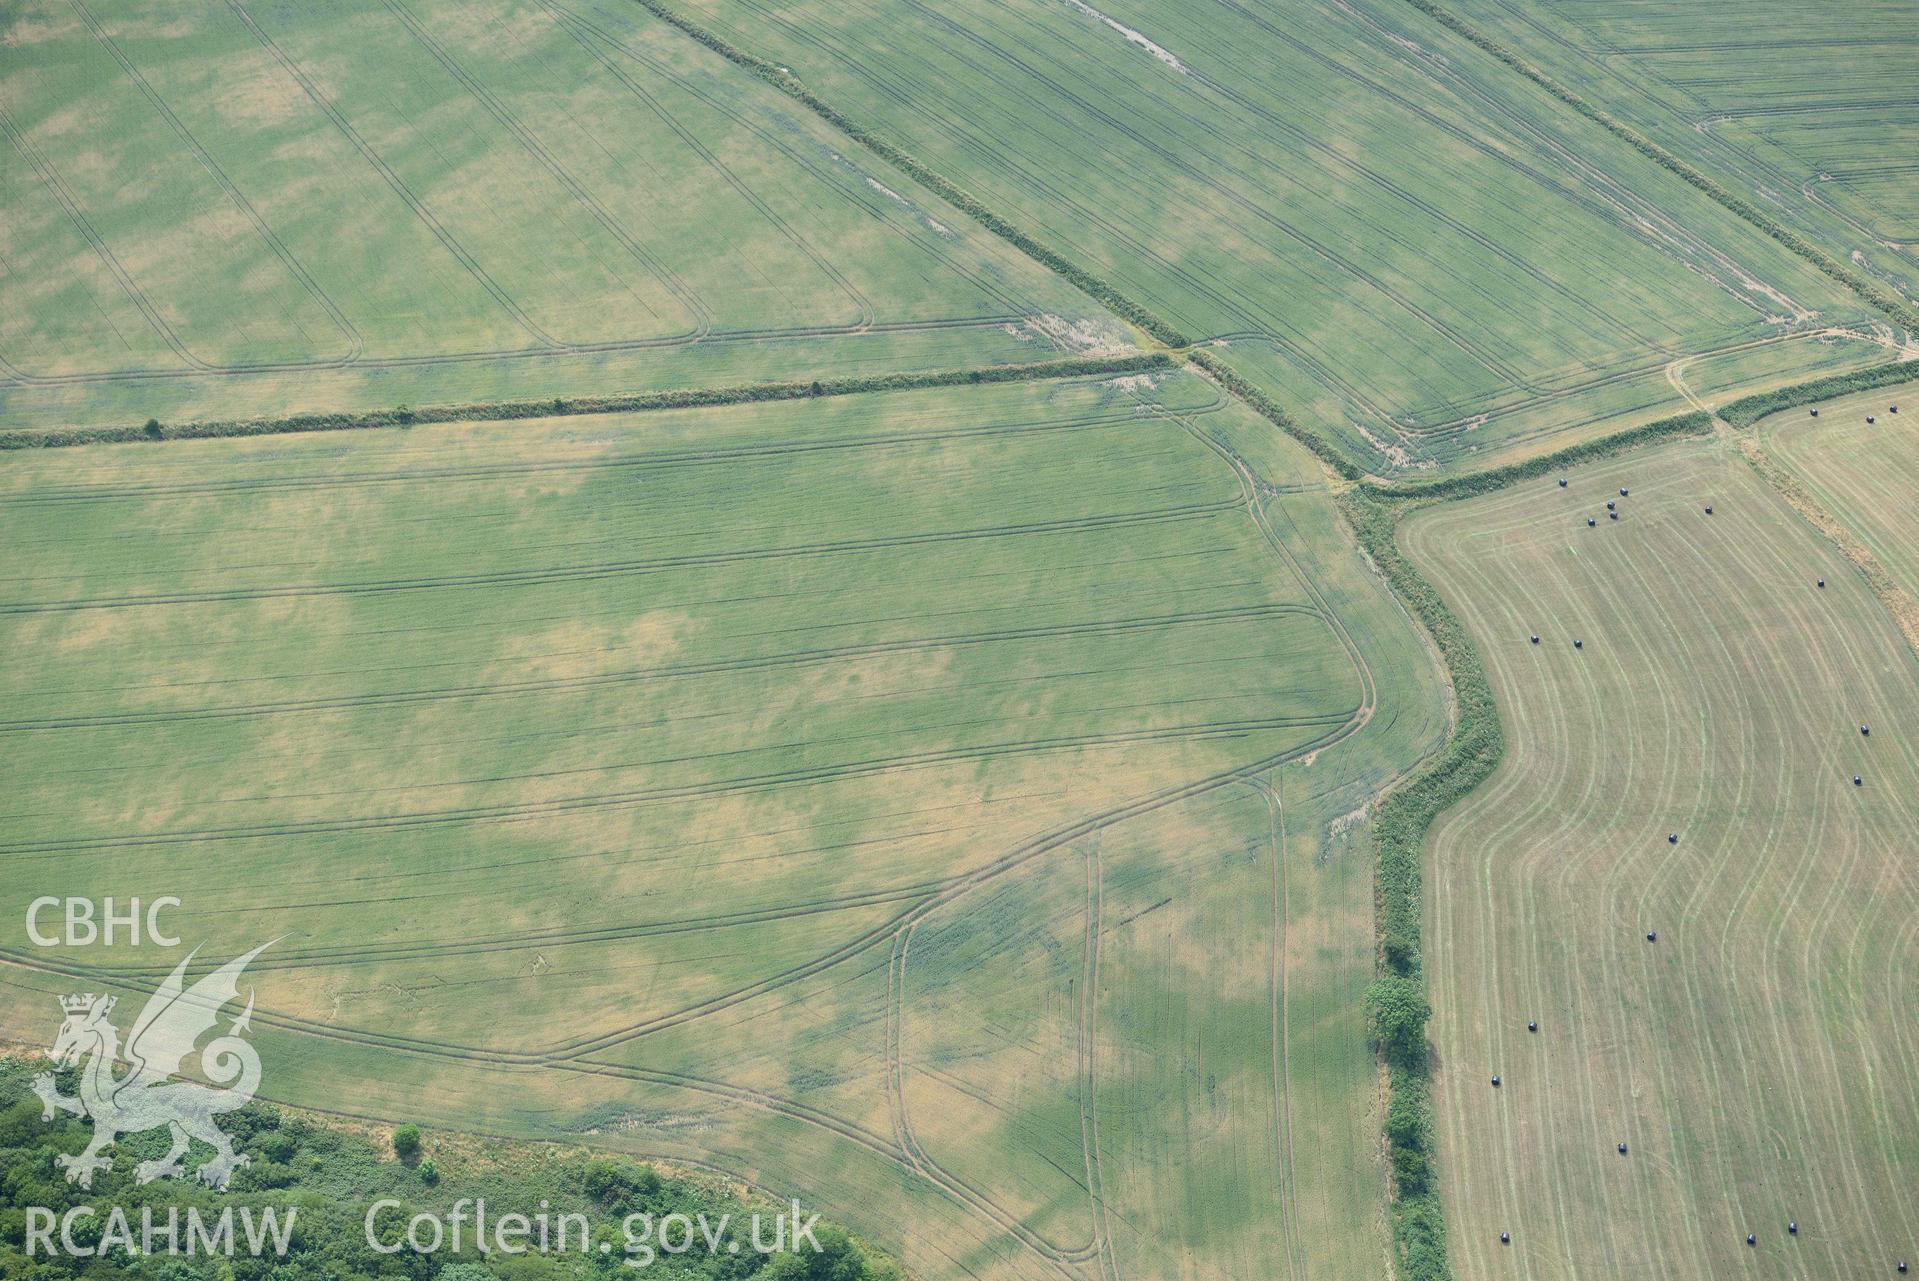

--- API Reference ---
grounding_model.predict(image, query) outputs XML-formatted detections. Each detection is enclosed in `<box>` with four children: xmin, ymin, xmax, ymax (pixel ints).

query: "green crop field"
<box><xmin>668</xmin><ymin>0</ymin><xmax>1897</xmax><ymax>472</ymax></box>
<box><xmin>1761</xmin><ymin>378</ymin><xmax>1919</xmax><ymax>600</ymax></box>
<box><xmin>1406</xmin><ymin>437</ymin><xmax>1919</xmax><ymax>1279</ymax></box>
<box><xmin>0</xmin><ymin>0</ymin><xmax>1115</xmax><ymax>433</ymax></box>
<box><xmin>6</xmin><ymin>4</ymin><xmax>1917</xmax><ymax>1280</ymax></box>
<box><xmin>1446</xmin><ymin>0</ymin><xmax>1919</xmax><ymax>307</ymax></box>
<box><xmin>0</xmin><ymin>371</ymin><xmax>1444</xmax><ymax>1279</ymax></box>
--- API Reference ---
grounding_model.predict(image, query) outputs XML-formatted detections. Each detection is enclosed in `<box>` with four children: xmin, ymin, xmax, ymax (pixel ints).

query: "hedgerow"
<box><xmin>1363</xmin><ymin>410</ymin><xmax>1714</xmax><ymax>503</ymax></box>
<box><xmin>1402</xmin><ymin>0</ymin><xmax>1919</xmax><ymax>335</ymax></box>
<box><xmin>1331</xmin><ymin>350</ymin><xmax>1919</xmax><ymax>1278</ymax></box>
<box><xmin>0</xmin><ymin>353</ymin><xmax>1172</xmax><ymax>450</ymax></box>
<box><xmin>1719</xmin><ymin>357</ymin><xmax>1919</xmax><ymax>427</ymax></box>
<box><xmin>1339</xmin><ymin>486</ymin><xmax>1503</xmax><ymax>1281</ymax></box>
<box><xmin>1185</xmin><ymin>349</ymin><xmax>1365</xmax><ymax>478</ymax></box>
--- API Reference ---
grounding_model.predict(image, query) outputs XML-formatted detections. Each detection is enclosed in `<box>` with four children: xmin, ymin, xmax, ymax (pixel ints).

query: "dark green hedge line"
<box><xmin>1719</xmin><ymin>357</ymin><xmax>1919</xmax><ymax>427</ymax></box>
<box><xmin>0</xmin><ymin>353</ymin><xmax>1173</xmax><ymax>450</ymax></box>
<box><xmin>1345</xmin><ymin>408</ymin><xmax>1707</xmax><ymax>1279</ymax></box>
<box><xmin>1363</xmin><ymin>409</ymin><xmax>1713</xmax><ymax>503</ymax></box>
<box><xmin>1340</xmin><ymin>485</ymin><xmax>1508</xmax><ymax>1281</ymax></box>
<box><xmin>632</xmin><ymin>0</ymin><xmax>1190</xmax><ymax>348</ymax></box>
<box><xmin>1333</xmin><ymin>350</ymin><xmax>1918</xmax><ymax>1279</ymax></box>
<box><xmin>1186</xmin><ymin>349</ymin><xmax>1365</xmax><ymax>478</ymax></box>
<box><xmin>1403</xmin><ymin>0</ymin><xmax>1919</xmax><ymax>336</ymax></box>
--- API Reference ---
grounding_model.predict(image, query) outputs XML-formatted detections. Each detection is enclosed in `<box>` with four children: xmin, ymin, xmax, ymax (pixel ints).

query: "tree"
<box><xmin>391</xmin><ymin>1123</ymin><xmax>421</xmax><ymax>1160</ymax></box>
<box><xmin>144</xmin><ymin>418</ymin><xmax>163</xmax><ymax>438</ymax></box>
<box><xmin>582</xmin><ymin>1158</ymin><xmax>660</xmax><ymax>1212</ymax></box>
<box><xmin>762</xmin><ymin>1226</ymin><xmax>872</xmax><ymax>1281</ymax></box>
<box><xmin>419</xmin><ymin>1157</ymin><xmax>440</xmax><ymax>1185</ymax></box>
<box><xmin>1391</xmin><ymin>1144</ymin><xmax>1431</xmax><ymax>1195</ymax></box>
<box><xmin>1365</xmin><ymin>976</ymin><xmax>1431</xmax><ymax>1066</ymax></box>
<box><xmin>1385</xmin><ymin>1087</ymin><xmax>1426</xmax><ymax>1150</ymax></box>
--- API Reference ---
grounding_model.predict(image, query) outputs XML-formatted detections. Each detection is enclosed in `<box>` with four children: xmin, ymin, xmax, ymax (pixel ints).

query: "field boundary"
<box><xmin>1718</xmin><ymin>357</ymin><xmax>1919</xmax><ymax>427</ymax></box>
<box><xmin>1324</xmin><ymin>355</ymin><xmax>1919</xmax><ymax>1280</ymax></box>
<box><xmin>0</xmin><ymin>353</ymin><xmax>1172</xmax><ymax>450</ymax></box>
<box><xmin>1337</xmin><ymin>410</ymin><xmax>1713</xmax><ymax>1281</ymax></box>
<box><xmin>1338</xmin><ymin>488</ymin><xmax>1480</xmax><ymax>1281</ymax></box>
<box><xmin>1400</xmin><ymin>0</ymin><xmax>1919</xmax><ymax>336</ymax></box>
<box><xmin>1716</xmin><ymin>361</ymin><xmax>1919</xmax><ymax>655</ymax></box>
<box><xmin>629</xmin><ymin>0</ymin><xmax>1190</xmax><ymax>348</ymax></box>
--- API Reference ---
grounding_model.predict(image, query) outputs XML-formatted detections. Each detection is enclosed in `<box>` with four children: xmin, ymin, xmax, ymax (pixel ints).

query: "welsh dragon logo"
<box><xmin>32</xmin><ymin>942</ymin><xmax>272</xmax><ymax>1190</ymax></box>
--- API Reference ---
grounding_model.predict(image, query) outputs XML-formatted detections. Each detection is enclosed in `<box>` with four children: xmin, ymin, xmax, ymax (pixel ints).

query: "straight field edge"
<box><xmin>0</xmin><ymin>354</ymin><xmax>1174</xmax><ymax>449</ymax></box>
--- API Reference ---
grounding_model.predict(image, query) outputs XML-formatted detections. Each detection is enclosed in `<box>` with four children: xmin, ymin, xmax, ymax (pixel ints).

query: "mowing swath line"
<box><xmin>1406</xmin><ymin>504</ymin><xmax>1568</xmax><ymax>1280</ymax></box>
<box><xmin>1414</xmin><ymin>451</ymin><xmax>1919</xmax><ymax>1276</ymax></box>
<box><xmin>1434</xmin><ymin>471</ymin><xmax>1814</xmax><ymax>1270</ymax></box>
<box><xmin>1602</xmin><ymin>506</ymin><xmax>1752</xmax><ymax>1267</ymax></box>
<box><xmin>1420</xmin><ymin>485</ymin><xmax>1658</xmax><ymax>1273</ymax></box>
<box><xmin>0</xmin><ymin>604</ymin><xmax>1315</xmax><ymax>733</ymax></box>
<box><xmin>1418</xmin><ymin>494</ymin><xmax>1665</xmax><ymax>1277</ymax></box>
<box><xmin>0</xmin><ymin>500</ymin><xmax>1240</xmax><ymax>614</ymax></box>
<box><xmin>1616</xmin><ymin>476</ymin><xmax>1891</xmax><ymax>1265</ymax></box>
